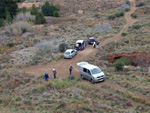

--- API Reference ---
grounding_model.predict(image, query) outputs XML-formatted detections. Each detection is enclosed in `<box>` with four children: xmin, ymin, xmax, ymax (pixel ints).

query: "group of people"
<box><xmin>93</xmin><ymin>41</ymin><xmax>100</xmax><ymax>48</ymax></box>
<box><xmin>44</xmin><ymin>65</ymin><xmax>73</xmax><ymax>81</ymax></box>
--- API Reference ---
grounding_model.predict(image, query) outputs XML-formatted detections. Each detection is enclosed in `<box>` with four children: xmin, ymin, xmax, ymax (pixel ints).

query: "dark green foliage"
<box><xmin>132</xmin><ymin>25</ymin><xmax>141</xmax><ymax>30</ymax></box>
<box><xmin>53</xmin><ymin>11</ymin><xmax>60</xmax><ymax>17</ymax></box>
<box><xmin>0</xmin><ymin>0</ymin><xmax>18</xmax><ymax>19</ymax></box>
<box><xmin>30</xmin><ymin>4</ymin><xmax>38</xmax><ymax>15</ymax></box>
<box><xmin>7</xmin><ymin>43</ymin><xmax>14</xmax><ymax>48</ymax></box>
<box><xmin>83</xmin><ymin>105</ymin><xmax>92</xmax><ymax>111</ymax></box>
<box><xmin>114</xmin><ymin>61</ymin><xmax>124</xmax><ymax>71</ymax></box>
<box><xmin>108</xmin><ymin>12</ymin><xmax>124</xmax><ymax>20</ymax></box>
<box><xmin>35</xmin><ymin>12</ymin><xmax>46</xmax><ymax>24</ymax></box>
<box><xmin>136</xmin><ymin>2</ymin><xmax>145</xmax><ymax>7</ymax></box>
<box><xmin>126</xmin><ymin>1</ymin><xmax>130</xmax><ymax>5</ymax></box>
<box><xmin>42</xmin><ymin>1</ymin><xmax>58</xmax><ymax>16</ymax></box>
<box><xmin>6</xmin><ymin>9</ymin><xmax>13</xmax><ymax>24</ymax></box>
<box><xmin>116</xmin><ymin>57</ymin><xmax>131</xmax><ymax>65</ymax></box>
<box><xmin>131</xmin><ymin>13</ymin><xmax>137</xmax><ymax>18</ymax></box>
<box><xmin>0</xmin><ymin>19</ymin><xmax>5</xmax><ymax>27</ymax></box>
<box><xmin>18</xmin><ymin>7</ymin><xmax>27</xmax><ymax>13</ymax></box>
<box><xmin>121</xmin><ymin>32</ymin><xmax>127</xmax><ymax>36</ymax></box>
<box><xmin>59</xmin><ymin>43</ymin><xmax>67</xmax><ymax>52</ymax></box>
<box><xmin>125</xmin><ymin>8</ymin><xmax>130</xmax><ymax>12</ymax></box>
<box><xmin>15</xmin><ymin>0</ymin><xmax>25</xmax><ymax>3</ymax></box>
<box><xmin>108</xmin><ymin>15</ymin><xmax>116</xmax><ymax>20</ymax></box>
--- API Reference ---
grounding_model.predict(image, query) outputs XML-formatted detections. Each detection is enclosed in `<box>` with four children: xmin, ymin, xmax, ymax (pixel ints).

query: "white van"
<box><xmin>77</xmin><ymin>62</ymin><xmax>105</xmax><ymax>83</ymax></box>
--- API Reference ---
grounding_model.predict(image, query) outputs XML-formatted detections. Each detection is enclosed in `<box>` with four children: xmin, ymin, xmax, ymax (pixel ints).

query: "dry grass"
<box><xmin>15</xmin><ymin>12</ymin><xmax>33</xmax><ymax>22</ymax></box>
<box><xmin>5</xmin><ymin>21</ymin><xmax>33</xmax><ymax>36</ymax></box>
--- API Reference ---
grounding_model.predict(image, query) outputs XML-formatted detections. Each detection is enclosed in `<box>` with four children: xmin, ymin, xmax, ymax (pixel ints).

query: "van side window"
<box><xmin>83</xmin><ymin>68</ymin><xmax>87</xmax><ymax>72</ymax></box>
<box><xmin>88</xmin><ymin>70</ymin><xmax>91</xmax><ymax>75</ymax></box>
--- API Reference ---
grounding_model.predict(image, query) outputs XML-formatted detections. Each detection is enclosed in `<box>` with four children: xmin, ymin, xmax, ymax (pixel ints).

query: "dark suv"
<box><xmin>88</xmin><ymin>37</ymin><xmax>95</xmax><ymax>45</ymax></box>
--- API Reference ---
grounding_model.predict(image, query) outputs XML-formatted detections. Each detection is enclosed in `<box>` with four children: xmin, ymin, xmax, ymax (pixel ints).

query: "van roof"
<box><xmin>77</xmin><ymin>62</ymin><xmax>98</xmax><ymax>70</ymax></box>
<box><xmin>76</xmin><ymin>40</ymin><xmax>84</xmax><ymax>43</ymax></box>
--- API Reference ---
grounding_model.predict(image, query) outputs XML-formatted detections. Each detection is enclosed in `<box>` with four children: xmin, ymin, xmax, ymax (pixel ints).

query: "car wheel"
<box><xmin>81</xmin><ymin>74</ymin><xmax>84</xmax><ymax>80</ymax></box>
<box><xmin>90</xmin><ymin>79</ymin><xmax>94</xmax><ymax>84</ymax></box>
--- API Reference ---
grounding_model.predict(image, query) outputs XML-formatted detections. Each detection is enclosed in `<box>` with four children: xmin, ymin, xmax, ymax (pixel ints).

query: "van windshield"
<box><xmin>91</xmin><ymin>68</ymin><xmax>102</xmax><ymax>74</ymax></box>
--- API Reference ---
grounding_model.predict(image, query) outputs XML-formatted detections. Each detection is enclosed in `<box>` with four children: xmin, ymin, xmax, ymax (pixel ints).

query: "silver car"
<box><xmin>64</xmin><ymin>49</ymin><xmax>77</xmax><ymax>59</ymax></box>
<box><xmin>77</xmin><ymin>62</ymin><xmax>105</xmax><ymax>83</ymax></box>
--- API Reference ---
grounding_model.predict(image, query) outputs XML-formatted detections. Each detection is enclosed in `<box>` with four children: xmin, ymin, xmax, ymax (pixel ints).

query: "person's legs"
<box><xmin>54</xmin><ymin>74</ymin><xmax>56</xmax><ymax>79</ymax></box>
<box><xmin>70</xmin><ymin>70</ymin><xmax>71</xmax><ymax>75</ymax></box>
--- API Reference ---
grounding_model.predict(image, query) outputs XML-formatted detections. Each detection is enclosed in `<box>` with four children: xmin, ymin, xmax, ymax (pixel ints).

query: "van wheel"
<box><xmin>90</xmin><ymin>79</ymin><xmax>94</xmax><ymax>84</ymax></box>
<box><xmin>81</xmin><ymin>75</ymin><xmax>84</xmax><ymax>80</ymax></box>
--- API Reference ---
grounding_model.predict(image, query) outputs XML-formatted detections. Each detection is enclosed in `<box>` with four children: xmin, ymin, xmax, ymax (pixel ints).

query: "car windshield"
<box><xmin>91</xmin><ymin>68</ymin><xmax>102</xmax><ymax>74</ymax></box>
<box><xmin>89</xmin><ymin>39</ymin><xmax>95</xmax><ymax>42</ymax></box>
<box><xmin>64</xmin><ymin>52</ymin><xmax>70</xmax><ymax>55</ymax></box>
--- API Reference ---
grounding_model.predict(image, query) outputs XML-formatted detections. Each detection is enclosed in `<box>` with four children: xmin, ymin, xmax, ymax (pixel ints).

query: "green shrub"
<box><xmin>114</xmin><ymin>61</ymin><xmax>124</xmax><ymax>71</ymax></box>
<box><xmin>108</xmin><ymin>15</ymin><xmax>116</xmax><ymax>20</ymax></box>
<box><xmin>53</xmin><ymin>11</ymin><xmax>60</xmax><ymax>17</ymax></box>
<box><xmin>83</xmin><ymin>105</ymin><xmax>91</xmax><ymax>111</ymax></box>
<box><xmin>59</xmin><ymin>43</ymin><xmax>67</xmax><ymax>52</ymax></box>
<box><xmin>116</xmin><ymin>57</ymin><xmax>131</xmax><ymax>65</ymax></box>
<box><xmin>125</xmin><ymin>8</ymin><xmax>130</xmax><ymax>12</ymax></box>
<box><xmin>121</xmin><ymin>32</ymin><xmax>127</xmax><ymax>36</ymax></box>
<box><xmin>126</xmin><ymin>1</ymin><xmax>130</xmax><ymax>5</ymax></box>
<box><xmin>7</xmin><ymin>43</ymin><xmax>14</xmax><ymax>48</ymax></box>
<box><xmin>42</xmin><ymin>1</ymin><xmax>58</xmax><ymax>16</ymax></box>
<box><xmin>136</xmin><ymin>2</ymin><xmax>145</xmax><ymax>7</ymax></box>
<box><xmin>131</xmin><ymin>13</ymin><xmax>137</xmax><ymax>18</ymax></box>
<box><xmin>30</xmin><ymin>4</ymin><xmax>38</xmax><ymax>15</ymax></box>
<box><xmin>35</xmin><ymin>12</ymin><xmax>46</xmax><ymax>24</ymax></box>
<box><xmin>108</xmin><ymin>12</ymin><xmax>124</xmax><ymax>20</ymax></box>
<box><xmin>132</xmin><ymin>25</ymin><xmax>141</xmax><ymax>30</ymax></box>
<box><xmin>18</xmin><ymin>7</ymin><xmax>27</xmax><ymax>13</ymax></box>
<box><xmin>5</xmin><ymin>10</ymin><xmax>13</xmax><ymax>24</ymax></box>
<box><xmin>0</xmin><ymin>19</ymin><xmax>5</xmax><ymax>27</ymax></box>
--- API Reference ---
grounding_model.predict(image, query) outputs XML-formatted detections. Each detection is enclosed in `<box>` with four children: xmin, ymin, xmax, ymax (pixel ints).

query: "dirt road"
<box><xmin>20</xmin><ymin>0</ymin><xmax>137</xmax><ymax>78</ymax></box>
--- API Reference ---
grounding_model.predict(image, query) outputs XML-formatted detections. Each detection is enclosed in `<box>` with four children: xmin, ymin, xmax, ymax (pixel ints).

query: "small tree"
<box><xmin>42</xmin><ymin>1</ymin><xmax>58</xmax><ymax>16</ymax></box>
<box><xmin>59</xmin><ymin>43</ymin><xmax>67</xmax><ymax>52</ymax></box>
<box><xmin>30</xmin><ymin>4</ymin><xmax>38</xmax><ymax>15</ymax></box>
<box><xmin>53</xmin><ymin>11</ymin><xmax>60</xmax><ymax>17</ymax></box>
<box><xmin>5</xmin><ymin>10</ymin><xmax>13</xmax><ymax>24</ymax></box>
<box><xmin>35</xmin><ymin>12</ymin><xmax>46</xmax><ymax>24</ymax></box>
<box><xmin>0</xmin><ymin>19</ymin><xmax>4</xmax><ymax>27</ymax></box>
<box><xmin>114</xmin><ymin>61</ymin><xmax>124</xmax><ymax>71</ymax></box>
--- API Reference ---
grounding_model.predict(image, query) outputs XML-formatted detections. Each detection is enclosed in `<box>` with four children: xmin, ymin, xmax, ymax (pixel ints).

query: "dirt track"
<box><xmin>20</xmin><ymin>0</ymin><xmax>137</xmax><ymax>78</ymax></box>
<box><xmin>17</xmin><ymin>0</ymin><xmax>150</xmax><ymax>103</ymax></box>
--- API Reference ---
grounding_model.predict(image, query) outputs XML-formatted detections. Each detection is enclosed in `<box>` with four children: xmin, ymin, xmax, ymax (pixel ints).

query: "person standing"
<box><xmin>93</xmin><ymin>41</ymin><xmax>96</xmax><ymax>48</ymax></box>
<box><xmin>53</xmin><ymin>69</ymin><xmax>57</xmax><ymax>79</ymax></box>
<box><xmin>69</xmin><ymin>64</ymin><xmax>73</xmax><ymax>76</ymax></box>
<box><xmin>44</xmin><ymin>72</ymin><xmax>49</xmax><ymax>81</ymax></box>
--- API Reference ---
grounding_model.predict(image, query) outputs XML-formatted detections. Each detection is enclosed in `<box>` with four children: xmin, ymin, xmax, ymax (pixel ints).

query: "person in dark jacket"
<box><xmin>69</xmin><ymin>64</ymin><xmax>73</xmax><ymax>76</ymax></box>
<box><xmin>53</xmin><ymin>69</ymin><xmax>57</xmax><ymax>79</ymax></box>
<box><xmin>44</xmin><ymin>72</ymin><xmax>49</xmax><ymax>81</ymax></box>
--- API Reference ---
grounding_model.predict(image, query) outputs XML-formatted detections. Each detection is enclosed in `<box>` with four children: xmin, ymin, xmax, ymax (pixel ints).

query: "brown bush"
<box><xmin>15</xmin><ymin>12</ymin><xmax>33</xmax><ymax>21</ymax></box>
<box><xmin>5</xmin><ymin>21</ymin><xmax>33</xmax><ymax>36</ymax></box>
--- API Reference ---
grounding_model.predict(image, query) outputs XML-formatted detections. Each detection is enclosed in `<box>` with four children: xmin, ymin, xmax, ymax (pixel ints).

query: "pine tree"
<box><xmin>6</xmin><ymin>9</ymin><xmax>13</xmax><ymax>24</ymax></box>
<box><xmin>53</xmin><ymin>11</ymin><xmax>60</xmax><ymax>17</ymax></box>
<box><xmin>0</xmin><ymin>0</ymin><xmax>18</xmax><ymax>19</ymax></box>
<box><xmin>35</xmin><ymin>12</ymin><xmax>46</xmax><ymax>24</ymax></box>
<box><xmin>42</xmin><ymin>1</ymin><xmax>58</xmax><ymax>16</ymax></box>
<box><xmin>30</xmin><ymin>4</ymin><xmax>38</xmax><ymax>15</ymax></box>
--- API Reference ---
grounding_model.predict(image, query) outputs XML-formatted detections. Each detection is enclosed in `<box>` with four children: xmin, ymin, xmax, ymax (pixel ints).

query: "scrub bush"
<box><xmin>114</xmin><ymin>61</ymin><xmax>124</xmax><ymax>71</ymax></box>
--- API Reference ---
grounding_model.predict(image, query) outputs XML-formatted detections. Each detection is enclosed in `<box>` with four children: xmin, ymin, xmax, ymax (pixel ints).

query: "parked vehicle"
<box><xmin>88</xmin><ymin>37</ymin><xmax>95</xmax><ymax>45</ymax></box>
<box><xmin>77</xmin><ymin>62</ymin><xmax>105</xmax><ymax>83</ymax></box>
<box><xmin>74</xmin><ymin>40</ymin><xmax>86</xmax><ymax>50</ymax></box>
<box><xmin>64</xmin><ymin>49</ymin><xmax>77</xmax><ymax>59</ymax></box>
